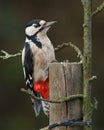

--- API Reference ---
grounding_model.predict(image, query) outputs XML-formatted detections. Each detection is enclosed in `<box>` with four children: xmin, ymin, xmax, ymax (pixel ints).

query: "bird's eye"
<box><xmin>35</xmin><ymin>25</ymin><xmax>39</xmax><ymax>28</ymax></box>
<box><xmin>33</xmin><ymin>24</ymin><xmax>40</xmax><ymax>28</ymax></box>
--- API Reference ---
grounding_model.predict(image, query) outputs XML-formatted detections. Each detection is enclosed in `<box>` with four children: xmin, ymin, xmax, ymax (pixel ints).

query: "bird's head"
<box><xmin>25</xmin><ymin>19</ymin><xmax>56</xmax><ymax>37</ymax></box>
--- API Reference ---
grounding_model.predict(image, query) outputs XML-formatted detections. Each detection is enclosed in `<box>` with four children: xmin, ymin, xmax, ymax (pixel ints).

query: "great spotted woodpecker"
<box><xmin>22</xmin><ymin>19</ymin><xmax>56</xmax><ymax>116</ymax></box>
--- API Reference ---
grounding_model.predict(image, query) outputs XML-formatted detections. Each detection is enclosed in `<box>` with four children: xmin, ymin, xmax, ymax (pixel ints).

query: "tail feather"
<box><xmin>28</xmin><ymin>89</ymin><xmax>42</xmax><ymax>116</ymax></box>
<box><xmin>42</xmin><ymin>100</ymin><xmax>49</xmax><ymax>117</ymax></box>
<box><xmin>31</xmin><ymin>97</ymin><xmax>41</xmax><ymax>117</ymax></box>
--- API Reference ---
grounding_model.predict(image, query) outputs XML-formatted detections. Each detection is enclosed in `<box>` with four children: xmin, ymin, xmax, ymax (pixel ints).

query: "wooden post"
<box><xmin>49</xmin><ymin>62</ymin><xmax>83</xmax><ymax>130</ymax></box>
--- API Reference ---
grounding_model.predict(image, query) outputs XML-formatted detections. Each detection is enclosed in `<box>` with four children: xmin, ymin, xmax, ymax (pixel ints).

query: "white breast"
<box><xmin>28</xmin><ymin>34</ymin><xmax>55</xmax><ymax>82</ymax></box>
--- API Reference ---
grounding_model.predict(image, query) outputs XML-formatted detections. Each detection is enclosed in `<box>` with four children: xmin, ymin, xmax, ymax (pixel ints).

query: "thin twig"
<box><xmin>20</xmin><ymin>88</ymin><xmax>61</xmax><ymax>103</ymax></box>
<box><xmin>89</xmin><ymin>75</ymin><xmax>97</xmax><ymax>82</ymax></box>
<box><xmin>93</xmin><ymin>97</ymin><xmax>98</xmax><ymax>110</ymax></box>
<box><xmin>0</xmin><ymin>42</ymin><xmax>73</xmax><ymax>60</ymax></box>
<box><xmin>55</xmin><ymin>42</ymin><xmax>83</xmax><ymax>62</ymax></box>
<box><xmin>20</xmin><ymin>88</ymin><xmax>83</xmax><ymax>104</ymax></box>
<box><xmin>0</xmin><ymin>42</ymin><xmax>69</xmax><ymax>60</ymax></box>
<box><xmin>0</xmin><ymin>42</ymin><xmax>82</xmax><ymax>60</ymax></box>
<box><xmin>54</xmin><ymin>42</ymin><xmax>71</xmax><ymax>52</ymax></box>
<box><xmin>69</xmin><ymin>42</ymin><xmax>83</xmax><ymax>63</ymax></box>
<box><xmin>61</xmin><ymin>94</ymin><xmax>84</xmax><ymax>102</ymax></box>
<box><xmin>0</xmin><ymin>50</ymin><xmax>21</xmax><ymax>60</ymax></box>
<box><xmin>92</xmin><ymin>1</ymin><xmax>104</xmax><ymax>16</ymax></box>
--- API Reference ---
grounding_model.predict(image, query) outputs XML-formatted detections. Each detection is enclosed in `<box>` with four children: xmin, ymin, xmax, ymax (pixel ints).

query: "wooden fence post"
<box><xmin>49</xmin><ymin>62</ymin><xmax>83</xmax><ymax>130</ymax></box>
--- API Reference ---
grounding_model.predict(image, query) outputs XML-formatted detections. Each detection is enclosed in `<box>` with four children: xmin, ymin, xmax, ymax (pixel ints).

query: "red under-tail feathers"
<box><xmin>33</xmin><ymin>78</ymin><xmax>49</xmax><ymax>99</ymax></box>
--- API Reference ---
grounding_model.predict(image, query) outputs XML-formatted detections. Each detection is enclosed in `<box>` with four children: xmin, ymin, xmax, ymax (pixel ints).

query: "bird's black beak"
<box><xmin>45</xmin><ymin>21</ymin><xmax>57</xmax><ymax>28</ymax></box>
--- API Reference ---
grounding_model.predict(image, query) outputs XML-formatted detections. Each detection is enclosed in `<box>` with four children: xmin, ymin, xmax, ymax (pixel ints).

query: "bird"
<box><xmin>22</xmin><ymin>19</ymin><xmax>56</xmax><ymax>117</ymax></box>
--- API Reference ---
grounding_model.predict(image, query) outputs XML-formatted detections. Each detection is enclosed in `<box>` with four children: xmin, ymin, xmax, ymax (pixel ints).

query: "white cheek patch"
<box><xmin>25</xmin><ymin>26</ymin><xmax>37</xmax><ymax>36</ymax></box>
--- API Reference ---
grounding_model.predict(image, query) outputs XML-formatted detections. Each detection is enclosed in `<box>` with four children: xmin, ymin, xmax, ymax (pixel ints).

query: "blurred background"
<box><xmin>0</xmin><ymin>0</ymin><xmax>104</xmax><ymax>130</ymax></box>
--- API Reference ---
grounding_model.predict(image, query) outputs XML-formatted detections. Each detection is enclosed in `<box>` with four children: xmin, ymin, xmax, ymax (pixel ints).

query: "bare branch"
<box><xmin>93</xmin><ymin>97</ymin><xmax>98</xmax><ymax>110</ymax></box>
<box><xmin>20</xmin><ymin>88</ymin><xmax>61</xmax><ymax>103</ymax></box>
<box><xmin>20</xmin><ymin>88</ymin><xmax>83</xmax><ymax>104</ymax></box>
<box><xmin>69</xmin><ymin>42</ymin><xmax>83</xmax><ymax>63</ymax></box>
<box><xmin>92</xmin><ymin>1</ymin><xmax>104</xmax><ymax>16</ymax></box>
<box><xmin>61</xmin><ymin>94</ymin><xmax>84</xmax><ymax>103</ymax></box>
<box><xmin>54</xmin><ymin>42</ymin><xmax>71</xmax><ymax>52</ymax></box>
<box><xmin>89</xmin><ymin>75</ymin><xmax>97</xmax><ymax>82</ymax></box>
<box><xmin>0</xmin><ymin>50</ymin><xmax>21</xmax><ymax>60</ymax></box>
<box><xmin>55</xmin><ymin>42</ymin><xmax>83</xmax><ymax>63</ymax></box>
<box><xmin>0</xmin><ymin>42</ymin><xmax>70</xmax><ymax>60</ymax></box>
<box><xmin>0</xmin><ymin>42</ymin><xmax>82</xmax><ymax>60</ymax></box>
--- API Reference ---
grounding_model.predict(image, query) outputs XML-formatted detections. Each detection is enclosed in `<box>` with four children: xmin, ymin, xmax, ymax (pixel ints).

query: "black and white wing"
<box><xmin>22</xmin><ymin>42</ymin><xmax>41</xmax><ymax>116</ymax></box>
<box><xmin>22</xmin><ymin>42</ymin><xmax>34</xmax><ymax>88</ymax></box>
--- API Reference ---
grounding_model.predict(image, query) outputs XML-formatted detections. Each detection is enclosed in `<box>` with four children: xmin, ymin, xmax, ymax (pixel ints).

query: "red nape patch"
<box><xmin>33</xmin><ymin>78</ymin><xmax>49</xmax><ymax>99</ymax></box>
